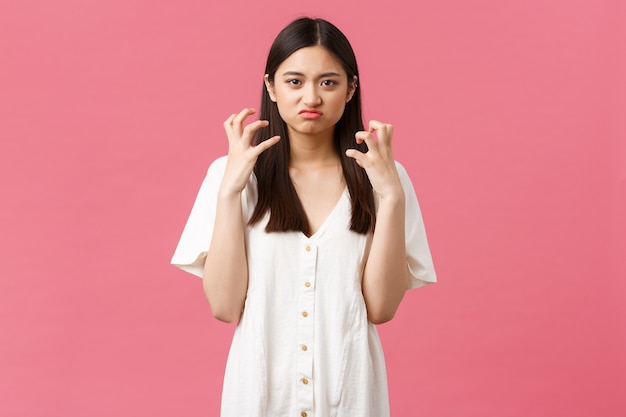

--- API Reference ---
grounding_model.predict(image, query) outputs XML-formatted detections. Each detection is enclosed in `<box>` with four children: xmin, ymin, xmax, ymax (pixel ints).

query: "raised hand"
<box><xmin>221</xmin><ymin>108</ymin><xmax>280</xmax><ymax>195</ymax></box>
<box><xmin>345</xmin><ymin>120</ymin><xmax>403</xmax><ymax>199</ymax></box>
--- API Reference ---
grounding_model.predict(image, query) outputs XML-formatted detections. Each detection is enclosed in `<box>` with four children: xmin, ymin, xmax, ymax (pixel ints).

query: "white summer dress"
<box><xmin>171</xmin><ymin>156</ymin><xmax>436</xmax><ymax>417</ymax></box>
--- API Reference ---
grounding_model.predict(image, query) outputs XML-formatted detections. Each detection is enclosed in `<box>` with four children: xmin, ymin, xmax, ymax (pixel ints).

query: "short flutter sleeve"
<box><xmin>396</xmin><ymin>161</ymin><xmax>437</xmax><ymax>289</ymax></box>
<box><xmin>171</xmin><ymin>156</ymin><xmax>228</xmax><ymax>278</ymax></box>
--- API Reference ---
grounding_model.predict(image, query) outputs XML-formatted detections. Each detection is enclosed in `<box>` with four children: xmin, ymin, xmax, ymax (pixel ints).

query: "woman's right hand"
<box><xmin>220</xmin><ymin>108</ymin><xmax>280</xmax><ymax>196</ymax></box>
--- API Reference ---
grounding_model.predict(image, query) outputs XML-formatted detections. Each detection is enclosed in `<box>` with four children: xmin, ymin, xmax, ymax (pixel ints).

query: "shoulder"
<box><xmin>206</xmin><ymin>155</ymin><xmax>228</xmax><ymax>175</ymax></box>
<box><xmin>201</xmin><ymin>155</ymin><xmax>229</xmax><ymax>185</ymax></box>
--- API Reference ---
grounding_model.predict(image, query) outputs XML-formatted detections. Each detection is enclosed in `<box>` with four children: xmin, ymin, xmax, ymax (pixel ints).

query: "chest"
<box><xmin>289</xmin><ymin>166</ymin><xmax>345</xmax><ymax>237</ymax></box>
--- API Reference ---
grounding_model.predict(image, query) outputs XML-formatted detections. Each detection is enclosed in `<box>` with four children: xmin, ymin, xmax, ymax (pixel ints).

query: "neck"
<box><xmin>288</xmin><ymin>128</ymin><xmax>339</xmax><ymax>168</ymax></box>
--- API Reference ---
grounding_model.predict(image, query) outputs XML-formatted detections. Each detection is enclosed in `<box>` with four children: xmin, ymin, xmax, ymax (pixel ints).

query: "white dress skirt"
<box><xmin>172</xmin><ymin>156</ymin><xmax>436</xmax><ymax>417</ymax></box>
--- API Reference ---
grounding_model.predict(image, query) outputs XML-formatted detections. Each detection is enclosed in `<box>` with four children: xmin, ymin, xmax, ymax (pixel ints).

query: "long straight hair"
<box><xmin>249</xmin><ymin>17</ymin><xmax>376</xmax><ymax>235</ymax></box>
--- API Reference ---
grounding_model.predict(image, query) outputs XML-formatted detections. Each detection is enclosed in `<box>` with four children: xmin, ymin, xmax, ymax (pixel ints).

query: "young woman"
<box><xmin>172</xmin><ymin>17</ymin><xmax>436</xmax><ymax>417</ymax></box>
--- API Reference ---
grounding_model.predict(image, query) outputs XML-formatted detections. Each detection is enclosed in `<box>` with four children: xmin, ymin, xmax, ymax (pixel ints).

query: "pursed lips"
<box><xmin>299</xmin><ymin>109</ymin><xmax>323</xmax><ymax>119</ymax></box>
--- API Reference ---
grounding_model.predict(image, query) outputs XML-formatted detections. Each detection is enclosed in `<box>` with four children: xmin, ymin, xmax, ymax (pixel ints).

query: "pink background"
<box><xmin>1</xmin><ymin>0</ymin><xmax>625</xmax><ymax>416</ymax></box>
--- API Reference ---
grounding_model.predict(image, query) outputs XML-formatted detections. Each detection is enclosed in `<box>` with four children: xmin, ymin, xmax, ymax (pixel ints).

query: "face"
<box><xmin>265</xmin><ymin>45</ymin><xmax>357</xmax><ymax>139</ymax></box>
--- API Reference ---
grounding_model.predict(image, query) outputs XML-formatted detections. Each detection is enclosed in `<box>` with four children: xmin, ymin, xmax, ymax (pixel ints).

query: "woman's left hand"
<box><xmin>346</xmin><ymin>120</ymin><xmax>404</xmax><ymax>199</ymax></box>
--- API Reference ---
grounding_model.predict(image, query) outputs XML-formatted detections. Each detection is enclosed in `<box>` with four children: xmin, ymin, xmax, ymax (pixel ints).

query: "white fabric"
<box><xmin>171</xmin><ymin>156</ymin><xmax>436</xmax><ymax>417</ymax></box>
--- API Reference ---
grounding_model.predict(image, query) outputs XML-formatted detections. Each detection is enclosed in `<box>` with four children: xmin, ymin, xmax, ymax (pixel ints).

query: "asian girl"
<box><xmin>172</xmin><ymin>17</ymin><xmax>436</xmax><ymax>417</ymax></box>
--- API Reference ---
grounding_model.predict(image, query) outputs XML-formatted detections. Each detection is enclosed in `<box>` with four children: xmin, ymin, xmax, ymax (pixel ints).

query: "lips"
<box><xmin>299</xmin><ymin>109</ymin><xmax>322</xmax><ymax>119</ymax></box>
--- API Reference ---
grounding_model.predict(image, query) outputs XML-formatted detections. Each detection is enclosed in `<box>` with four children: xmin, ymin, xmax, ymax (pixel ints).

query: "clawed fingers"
<box><xmin>355</xmin><ymin>121</ymin><xmax>394</xmax><ymax>144</ymax></box>
<box><xmin>348</xmin><ymin>120</ymin><xmax>402</xmax><ymax>197</ymax></box>
<box><xmin>253</xmin><ymin>135</ymin><xmax>281</xmax><ymax>155</ymax></box>
<box><xmin>224</xmin><ymin>108</ymin><xmax>256</xmax><ymax>136</ymax></box>
<box><xmin>367</xmin><ymin>120</ymin><xmax>393</xmax><ymax>143</ymax></box>
<box><xmin>220</xmin><ymin>108</ymin><xmax>280</xmax><ymax>194</ymax></box>
<box><xmin>223</xmin><ymin>107</ymin><xmax>280</xmax><ymax>161</ymax></box>
<box><xmin>345</xmin><ymin>148</ymin><xmax>366</xmax><ymax>167</ymax></box>
<box><xmin>348</xmin><ymin>120</ymin><xmax>397</xmax><ymax>174</ymax></box>
<box><xmin>354</xmin><ymin>130</ymin><xmax>371</xmax><ymax>145</ymax></box>
<box><xmin>224</xmin><ymin>108</ymin><xmax>273</xmax><ymax>147</ymax></box>
<box><xmin>233</xmin><ymin>107</ymin><xmax>256</xmax><ymax>125</ymax></box>
<box><xmin>354</xmin><ymin>120</ymin><xmax>394</xmax><ymax>160</ymax></box>
<box><xmin>243</xmin><ymin>119</ymin><xmax>270</xmax><ymax>137</ymax></box>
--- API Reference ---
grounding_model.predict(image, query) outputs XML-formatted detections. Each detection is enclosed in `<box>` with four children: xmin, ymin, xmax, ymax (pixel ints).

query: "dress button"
<box><xmin>305</xmin><ymin>245</ymin><xmax>311</xmax><ymax>252</ymax></box>
<box><xmin>301</xmin><ymin>412</ymin><xmax>308</xmax><ymax>417</ymax></box>
<box><xmin>302</xmin><ymin>377</ymin><xmax>309</xmax><ymax>385</ymax></box>
<box><xmin>301</xmin><ymin>311</ymin><xmax>308</xmax><ymax>318</ymax></box>
<box><xmin>304</xmin><ymin>281</ymin><xmax>311</xmax><ymax>288</ymax></box>
<box><xmin>301</xmin><ymin>345</ymin><xmax>308</xmax><ymax>351</ymax></box>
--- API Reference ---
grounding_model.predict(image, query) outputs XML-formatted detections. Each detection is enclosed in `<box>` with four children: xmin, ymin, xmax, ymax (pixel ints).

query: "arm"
<box><xmin>361</xmin><ymin>189</ymin><xmax>408</xmax><ymax>324</ymax></box>
<box><xmin>203</xmin><ymin>188</ymin><xmax>249</xmax><ymax>323</ymax></box>
<box><xmin>346</xmin><ymin>121</ymin><xmax>408</xmax><ymax>324</ymax></box>
<box><xmin>203</xmin><ymin>108</ymin><xmax>280</xmax><ymax>323</ymax></box>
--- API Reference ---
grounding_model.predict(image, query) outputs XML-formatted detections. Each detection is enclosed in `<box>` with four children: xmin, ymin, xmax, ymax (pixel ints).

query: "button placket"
<box><xmin>296</xmin><ymin>241</ymin><xmax>316</xmax><ymax>417</ymax></box>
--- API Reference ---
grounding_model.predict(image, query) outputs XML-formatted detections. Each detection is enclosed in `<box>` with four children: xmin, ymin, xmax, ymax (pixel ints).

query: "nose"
<box><xmin>302</xmin><ymin>83</ymin><xmax>321</xmax><ymax>107</ymax></box>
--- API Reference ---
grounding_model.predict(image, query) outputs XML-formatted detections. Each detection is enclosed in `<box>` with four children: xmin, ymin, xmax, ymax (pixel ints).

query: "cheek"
<box><xmin>273</xmin><ymin>89</ymin><xmax>296</xmax><ymax>108</ymax></box>
<box><xmin>275</xmin><ymin>104</ymin><xmax>289</xmax><ymax>122</ymax></box>
<box><xmin>272</xmin><ymin>91</ymin><xmax>293</xmax><ymax>118</ymax></box>
<box><xmin>327</xmin><ymin>95</ymin><xmax>348</xmax><ymax>114</ymax></box>
<box><xmin>276</xmin><ymin>96</ymin><xmax>295</xmax><ymax>121</ymax></box>
<box><xmin>328</xmin><ymin>90</ymin><xmax>349</xmax><ymax>106</ymax></box>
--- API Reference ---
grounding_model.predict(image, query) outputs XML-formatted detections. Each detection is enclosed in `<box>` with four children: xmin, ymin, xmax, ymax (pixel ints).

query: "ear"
<box><xmin>346</xmin><ymin>75</ymin><xmax>358</xmax><ymax>103</ymax></box>
<box><xmin>264</xmin><ymin>74</ymin><xmax>277</xmax><ymax>102</ymax></box>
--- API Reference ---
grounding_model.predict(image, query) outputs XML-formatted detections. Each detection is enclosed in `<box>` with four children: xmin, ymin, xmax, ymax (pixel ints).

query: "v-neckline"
<box><xmin>303</xmin><ymin>186</ymin><xmax>348</xmax><ymax>240</ymax></box>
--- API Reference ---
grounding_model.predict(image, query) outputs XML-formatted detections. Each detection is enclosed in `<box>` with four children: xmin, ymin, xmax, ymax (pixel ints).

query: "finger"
<box><xmin>355</xmin><ymin>130</ymin><xmax>372</xmax><ymax>144</ymax></box>
<box><xmin>355</xmin><ymin>131</ymin><xmax>378</xmax><ymax>155</ymax></box>
<box><xmin>368</xmin><ymin>120</ymin><xmax>386</xmax><ymax>131</ymax></box>
<box><xmin>233</xmin><ymin>108</ymin><xmax>256</xmax><ymax>134</ymax></box>
<box><xmin>345</xmin><ymin>149</ymin><xmax>366</xmax><ymax>167</ymax></box>
<box><xmin>368</xmin><ymin>120</ymin><xmax>393</xmax><ymax>144</ymax></box>
<box><xmin>223</xmin><ymin>113</ymin><xmax>237</xmax><ymax>137</ymax></box>
<box><xmin>242</xmin><ymin>119</ymin><xmax>270</xmax><ymax>141</ymax></box>
<box><xmin>224</xmin><ymin>113</ymin><xmax>237</xmax><ymax>126</ymax></box>
<box><xmin>234</xmin><ymin>107</ymin><xmax>255</xmax><ymax>122</ymax></box>
<box><xmin>253</xmin><ymin>135</ymin><xmax>281</xmax><ymax>155</ymax></box>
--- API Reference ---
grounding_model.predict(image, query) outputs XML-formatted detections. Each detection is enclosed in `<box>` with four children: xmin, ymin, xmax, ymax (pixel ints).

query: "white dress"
<box><xmin>171</xmin><ymin>156</ymin><xmax>436</xmax><ymax>417</ymax></box>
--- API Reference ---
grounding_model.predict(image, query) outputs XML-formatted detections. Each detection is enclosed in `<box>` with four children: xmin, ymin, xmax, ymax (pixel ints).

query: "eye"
<box><xmin>287</xmin><ymin>79</ymin><xmax>302</xmax><ymax>86</ymax></box>
<box><xmin>321</xmin><ymin>80</ymin><xmax>337</xmax><ymax>87</ymax></box>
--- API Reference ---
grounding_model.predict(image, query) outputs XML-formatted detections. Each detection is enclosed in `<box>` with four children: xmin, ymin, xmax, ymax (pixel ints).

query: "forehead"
<box><xmin>276</xmin><ymin>45</ymin><xmax>346</xmax><ymax>77</ymax></box>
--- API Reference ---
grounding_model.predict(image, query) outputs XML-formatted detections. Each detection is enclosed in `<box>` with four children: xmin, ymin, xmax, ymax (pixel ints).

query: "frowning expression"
<box><xmin>265</xmin><ymin>45</ymin><xmax>357</xmax><ymax>139</ymax></box>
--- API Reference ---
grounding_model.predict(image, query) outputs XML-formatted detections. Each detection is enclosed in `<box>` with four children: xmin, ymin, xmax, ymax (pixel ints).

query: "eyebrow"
<box><xmin>280</xmin><ymin>71</ymin><xmax>343</xmax><ymax>78</ymax></box>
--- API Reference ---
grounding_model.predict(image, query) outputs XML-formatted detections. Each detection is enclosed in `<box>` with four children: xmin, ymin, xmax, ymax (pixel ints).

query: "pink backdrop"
<box><xmin>1</xmin><ymin>0</ymin><xmax>624</xmax><ymax>416</ymax></box>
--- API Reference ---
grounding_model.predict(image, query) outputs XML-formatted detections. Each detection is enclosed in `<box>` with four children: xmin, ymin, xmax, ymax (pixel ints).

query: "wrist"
<box><xmin>375</xmin><ymin>184</ymin><xmax>405</xmax><ymax>204</ymax></box>
<box><xmin>218</xmin><ymin>185</ymin><xmax>243</xmax><ymax>201</ymax></box>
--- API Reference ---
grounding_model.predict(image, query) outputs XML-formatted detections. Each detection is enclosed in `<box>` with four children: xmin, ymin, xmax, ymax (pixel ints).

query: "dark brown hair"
<box><xmin>249</xmin><ymin>17</ymin><xmax>375</xmax><ymax>235</ymax></box>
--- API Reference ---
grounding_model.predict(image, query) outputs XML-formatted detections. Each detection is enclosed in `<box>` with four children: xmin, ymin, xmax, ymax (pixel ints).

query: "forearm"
<box><xmin>362</xmin><ymin>193</ymin><xmax>409</xmax><ymax>324</ymax></box>
<box><xmin>203</xmin><ymin>189</ymin><xmax>249</xmax><ymax>323</ymax></box>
